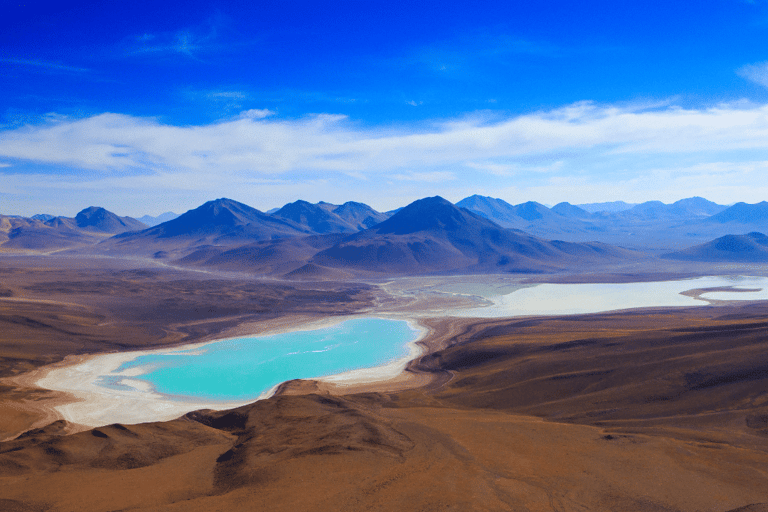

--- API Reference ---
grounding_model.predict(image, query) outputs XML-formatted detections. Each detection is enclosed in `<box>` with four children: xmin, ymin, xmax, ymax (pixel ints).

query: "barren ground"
<box><xmin>0</xmin><ymin>255</ymin><xmax>767</xmax><ymax>511</ymax></box>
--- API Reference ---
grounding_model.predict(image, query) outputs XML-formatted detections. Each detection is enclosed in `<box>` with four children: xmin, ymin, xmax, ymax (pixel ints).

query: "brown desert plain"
<box><xmin>0</xmin><ymin>255</ymin><xmax>767</xmax><ymax>511</ymax></box>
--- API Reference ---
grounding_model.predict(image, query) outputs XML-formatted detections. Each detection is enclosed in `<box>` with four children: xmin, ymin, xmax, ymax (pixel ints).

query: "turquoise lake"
<box><xmin>98</xmin><ymin>318</ymin><xmax>419</xmax><ymax>401</ymax></box>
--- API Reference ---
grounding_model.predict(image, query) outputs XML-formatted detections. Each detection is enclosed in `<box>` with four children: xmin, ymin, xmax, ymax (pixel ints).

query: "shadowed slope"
<box><xmin>663</xmin><ymin>232</ymin><xmax>768</xmax><ymax>262</ymax></box>
<box><xmin>707</xmin><ymin>201</ymin><xmax>768</xmax><ymax>224</ymax></box>
<box><xmin>423</xmin><ymin>307</ymin><xmax>768</xmax><ymax>440</ymax></box>
<box><xmin>0</xmin><ymin>206</ymin><xmax>145</xmax><ymax>251</ymax></box>
<box><xmin>74</xmin><ymin>207</ymin><xmax>146</xmax><ymax>234</ymax></box>
<box><xmin>176</xmin><ymin>233</ymin><xmax>346</xmax><ymax>275</ymax></box>
<box><xmin>331</xmin><ymin>201</ymin><xmax>389</xmax><ymax>229</ymax></box>
<box><xmin>0</xmin><ymin>216</ymin><xmax>100</xmax><ymax>250</ymax></box>
<box><xmin>271</xmin><ymin>200</ymin><xmax>357</xmax><ymax>234</ymax></box>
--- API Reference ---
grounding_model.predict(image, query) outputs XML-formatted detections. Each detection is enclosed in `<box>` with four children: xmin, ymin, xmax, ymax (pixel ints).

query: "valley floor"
<box><xmin>0</xmin><ymin>256</ymin><xmax>767</xmax><ymax>511</ymax></box>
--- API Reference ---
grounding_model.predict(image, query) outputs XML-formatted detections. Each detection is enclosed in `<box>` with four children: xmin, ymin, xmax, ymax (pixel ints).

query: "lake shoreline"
<box><xmin>12</xmin><ymin>273</ymin><xmax>768</xmax><ymax>437</ymax></box>
<box><xmin>27</xmin><ymin>315</ymin><xmax>436</xmax><ymax>430</ymax></box>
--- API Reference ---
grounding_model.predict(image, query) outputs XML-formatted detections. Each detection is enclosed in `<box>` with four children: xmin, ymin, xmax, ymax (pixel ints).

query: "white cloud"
<box><xmin>209</xmin><ymin>91</ymin><xmax>248</xmax><ymax>100</ymax></box>
<box><xmin>238</xmin><ymin>108</ymin><xmax>275</xmax><ymax>119</ymax></box>
<box><xmin>5</xmin><ymin>101</ymin><xmax>768</xmax><ymax>213</ymax></box>
<box><xmin>737</xmin><ymin>62</ymin><xmax>768</xmax><ymax>87</ymax></box>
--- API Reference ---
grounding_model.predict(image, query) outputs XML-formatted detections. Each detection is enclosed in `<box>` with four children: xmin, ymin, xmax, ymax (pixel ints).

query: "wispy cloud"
<box><xmin>737</xmin><ymin>61</ymin><xmax>768</xmax><ymax>87</ymax></box>
<box><xmin>402</xmin><ymin>31</ymin><xmax>560</xmax><ymax>76</ymax></box>
<box><xmin>122</xmin><ymin>13</ymin><xmax>231</xmax><ymax>60</ymax></box>
<box><xmin>0</xmin><ymin>58</ymin><xmax>88</xmax><ymax>74</ymax></box>
<box><xmin>125</xmin><ymin>30</ymin><xmax>205</xmax><ymax>57</ymax></box>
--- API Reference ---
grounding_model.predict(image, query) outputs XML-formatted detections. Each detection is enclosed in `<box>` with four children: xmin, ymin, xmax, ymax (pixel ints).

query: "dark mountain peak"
<box><xmin>456</xmin><ymin>195</ymin><xmax>512</xmax><ymax>210</ymax></box>
<box><xmin>669</xmin><ymin>197</ymin><xmax>725</xmax><ymax>217</ymax></box>
<box><xmin>142</xmin><ymin>197</ymin><xmax>286</xmax><ymax>239</ymax></box>
<box><xmin>44</xmin><ymin>216</ymin><xmax>76</xmax><ymax>229</ymax></box>
<box><xmin>714</xmin><ymin>234</ymin><xmax>761</xmax><ymax>253</ymax></box>
<box><xmin>75</xmin><ymin>206</ymin><xmax>145</xmax><ymax>233</ymax></box>
<box><xmin>631</xmin><ymin>200</ymin><xmax>666</xmax><ymax>212</ymax></box>
<box><xmin>513</xmin><ymin>201</ymin><xmax>550</xmax><ymax>221</ymax></box>
<box><xmin>576</xmin><ymin>201</ymin><xmax>636</xmax><ymax>213</ymax></box>
<box><xmin>138</xmin><ymin>212</ymin><xmax>179</xmax><ymax>227</ymax></box>
<box><xmin>747</xmin><ymin>231</ymin><xmax>768</xmax><ymax>244</ymax></box>
<box><xmin>332</xmin><ymin>201</ymin><xmax>388</xmax><ymax>229</ymax></box>
<box><xmin>456</xmin><ymin>194</ymin><xmax>494</xmax><ymax>207</ymax></box>
<box><xmin>455</xmin><ymin>195</ymin><xmax>517</xmax><ymax>224</ymax></box>
<box><xmin>333</xmin><ymin>201</ymin><xmax>375</xmax><ymax>215</ymax></box>
<box><xmin>620</xmin><ymin>200</ymin><xmax>673</xmax><ymax>220</ymax></box>
<box><xmin>75</xmin><ymin>206</ymin><xmax>110</xmax><ymax>224</ymax></box>
<box><xmin>551</xmin><ymin>202</ymin><xmax>590</xmax><ymax>218</ymax></box>
<box><xmin>709</xmin><ymin>201</ymin><xmax>768</xmax><ymax>224</ymax></box>
<box><xmin>456</xmin><ymin>196</ymin><xmax>560</xmax><ymax>227</ymax></box>
<box><xmin>272</xmin><ymin>200</ymin><xmax>355</xmax><ymax>234</ymax></box>
<box><xmin>273</xmin><ymin>199</ymin><xmax>314</xmax><ymax>216</ymax></box>
<box><xmin>315</xmin><ymin>201</ymin><xmax>339</xmax><ymax>213</ymax></box>
<box><xmin>374</xmin><ymin>196</ymin><xmax>485</xmax><ymax>235</ymax></box>
<box><xmin>672</xmin><ymin>196</ymin><xmax>712</xmax><ymax>207</ymax></box>
<box><xmin>180</xmin><ymin>198</ymin><xmax>264</xmax><ymax>227</ymax></box>
<box><xmin>105</xmin><ymin>198</ymin><xmax>310</xmax><ymax>251</ymax></box>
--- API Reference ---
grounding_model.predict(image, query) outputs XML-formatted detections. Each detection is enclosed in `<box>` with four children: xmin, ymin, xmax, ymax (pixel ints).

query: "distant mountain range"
<box><xmin>309</xmin><ymin>196</ymin><xmax>641</xmax><ymax>275</ymax></box>
<box><xmin>454</xmin><ymin>195</ymin><xmax>768</xmax><ymax>252</ymax></box>
<box><xmin>0</xmin><ymin>207</ymin><xmax>146</xmax><ymax>251</ymax></box>
<box><xmin>272</xmin><ymin>200</ymin><xmax>388</xmax><ymax>234</ymax></box>
<box><xmin>170</xmin><ymin>196</ymin><xmax>644</xmax><ymax>277</ymax></box>
<box><xmin>2</xmin><ymin>195</ymin><xmax>767</xmax><ymax>274</ymax></box>
<box><xmin>138</xmin><ymin>212</ymin><xmax>179</xmax><ymax>227</ymax></box>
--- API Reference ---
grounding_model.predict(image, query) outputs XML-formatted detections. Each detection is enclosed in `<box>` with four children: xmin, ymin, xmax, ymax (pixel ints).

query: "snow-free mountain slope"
<box><xmin>312</xmin><ymin>196</ymin><xmax>642</xmax><ymax>275</ymax></box>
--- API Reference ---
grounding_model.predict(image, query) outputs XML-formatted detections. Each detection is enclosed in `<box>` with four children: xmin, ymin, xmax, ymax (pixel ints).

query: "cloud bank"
<box><xmin>2</xmin><ymin>101</ymin><xmax>768</xmax><ymax>214</ymax></box>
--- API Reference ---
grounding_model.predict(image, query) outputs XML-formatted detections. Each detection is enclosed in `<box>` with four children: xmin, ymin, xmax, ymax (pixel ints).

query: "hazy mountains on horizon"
<box><xmin>454</xmin><ymin>195</ymin><xmax>768</xmax><ymax>252</ymax></box>
<box><xmin>308</xmin><ymin>196</ymin><xmax>643</xmax><ymax>275</ymax></box>
<box><xmin>138</xmin><ymin>212</ymin><xmax>179</xmax><ymax>227</ymax></box>
<box><xmin>272</xmin><ymin>200</ymin><xmax>389</xmax><ymax>234</ymax></box>
<box><xmin>0</xmin><ymin>206</ymin><xmax>147</xmax><ymax>250</ymax></box>
<box><xmin>166</xmin><ymin>196</ymin><xmax>646</xmax><ymax>277</ymax></box>
<box><xmin>2</xmin><ymin>195</ymin><xmax>768</xmax><ymax>272</ymax></box>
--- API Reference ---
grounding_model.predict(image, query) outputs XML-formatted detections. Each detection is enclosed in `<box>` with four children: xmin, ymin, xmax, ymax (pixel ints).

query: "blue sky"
<box><xmin>3</xmin><ymin>0</ymin><xmax>768</xmax><ymax>216</ymax></box>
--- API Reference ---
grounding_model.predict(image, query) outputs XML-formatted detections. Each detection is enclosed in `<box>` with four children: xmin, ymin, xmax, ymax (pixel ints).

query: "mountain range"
<box><xmin>2</xmin><ymin>195</ymin><xmax>767</xmax><ymax>274</ymax></box>
<box><xmin>454</xmin><ymin>195</ymin><xmax>766</xmax><ymax>252</ymax></box>
<box><xmin>310</xmin><ymin>196</ymin><xmax>639</xmax><ymax>275</ymax></box>
<box><xmin>87</xmin><ymin>196</ymin><xmax>645</xmax><ymax>277</ymax></box>
<box><xmin>0</xmin><ymin>206</ymin><xmax>146</xmax><ymax>250</ymax></box>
